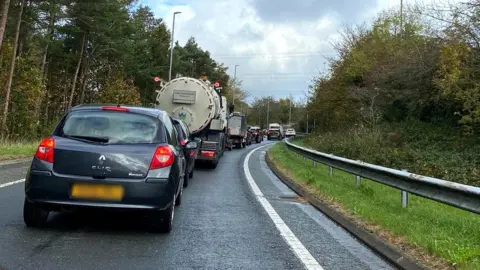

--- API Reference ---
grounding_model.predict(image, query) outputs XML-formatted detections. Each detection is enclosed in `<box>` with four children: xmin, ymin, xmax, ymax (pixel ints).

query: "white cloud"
<box><xmin>141</xmin><ymin>0</ymin><xmax>462</xmax><ymax>104</ymax></box>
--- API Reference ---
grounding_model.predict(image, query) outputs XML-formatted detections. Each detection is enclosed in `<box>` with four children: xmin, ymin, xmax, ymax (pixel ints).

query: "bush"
<box><xmin>303</xmin><ymin>120</ymin><xmax>480</xmax><ymax>186</ymax></box>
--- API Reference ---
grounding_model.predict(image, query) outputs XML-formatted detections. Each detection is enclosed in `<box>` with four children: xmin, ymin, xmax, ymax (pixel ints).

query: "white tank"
<box><xmin>155</xmin><ymin>77</ymin><xmax>227</xmax><ymax>134</ymax></box>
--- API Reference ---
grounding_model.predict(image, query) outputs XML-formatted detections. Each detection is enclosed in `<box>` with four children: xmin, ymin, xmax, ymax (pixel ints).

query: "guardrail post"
<box><xmin>402</xmin><ymin>191</ymin><xmax>408</xmax><ymax>208</ymax></box>
<box><xmin>312</xmin><ymin>161</ymin><xmax>316</xmax><ymax>168</ymax></box>
<box><xmin>356</xmin><ymin>175</ymin><xmax>361</xmax><ymax>186</ymax></box>
<box><xmin>401</xmin><ymin>169</ymin><xmax>408</xmax><ymax>208</ymax></box>
<box><xmin>329</xmin><ymin>166</ymin><xmax>333</xmax><ymax>177</ymax></box>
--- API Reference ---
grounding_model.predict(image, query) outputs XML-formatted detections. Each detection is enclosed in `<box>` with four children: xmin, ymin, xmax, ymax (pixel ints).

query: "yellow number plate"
<box><xmin>71</xmin><ymin>183</ymin><xmax>124</xmax><ymax>201</ymax></box>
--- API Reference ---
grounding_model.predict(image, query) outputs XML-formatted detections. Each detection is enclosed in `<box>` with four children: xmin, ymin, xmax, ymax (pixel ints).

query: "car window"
<box><xmin>173</xmin><ymin>122</ymin><xmax>186</xmax><ymax>141</ymax></box>
<box><xmin>180</xmin><ymin>121</ymin><xmax>190</xmax><ymax>137</ymax></box>
<box><xmin>60</xmin><ymin>110</ymin><xmax>165</xmax><ymax>144</ymax></box>
<box><xmin>165</xmin><ymin>117</ymin><xmax>178</xmax><ymax>146</ymax></box>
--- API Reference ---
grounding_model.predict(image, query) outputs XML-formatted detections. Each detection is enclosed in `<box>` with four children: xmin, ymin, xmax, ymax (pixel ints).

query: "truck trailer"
<box><xmin>155</xmin><ymin>76</ymin><xmax>228</xmax><ymax>168</ymax></box>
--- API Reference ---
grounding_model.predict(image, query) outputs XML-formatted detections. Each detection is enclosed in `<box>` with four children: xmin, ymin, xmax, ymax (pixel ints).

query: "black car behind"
<box><xmin>172</xmin><ymin>118</ymin><xmax>200</xmax><ymax>187</ymax></box>
<box><xmin>23</xmin><ymin>104</ymin><xmax>194</xmax><ymax>233</ymax></box>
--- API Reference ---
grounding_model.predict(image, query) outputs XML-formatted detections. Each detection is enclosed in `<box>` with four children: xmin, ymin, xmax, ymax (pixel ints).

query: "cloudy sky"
<box><xmin>139</xmin><ymin>0</ymin><xmax>455</xmax><ymax>104</ymax></box>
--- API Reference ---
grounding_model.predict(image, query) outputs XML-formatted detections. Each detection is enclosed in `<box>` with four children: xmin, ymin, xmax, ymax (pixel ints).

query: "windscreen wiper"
<box><xmin>64</xmin><ymin>135</ymin><xmax>109</xmax><ymax>143</ymax></box>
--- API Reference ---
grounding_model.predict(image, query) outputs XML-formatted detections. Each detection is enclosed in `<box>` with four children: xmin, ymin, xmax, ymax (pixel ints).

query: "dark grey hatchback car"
<box><xmin>23</xmin><ymin>104</ymin><xmax>196</xmax><ymax>233</ymax></box>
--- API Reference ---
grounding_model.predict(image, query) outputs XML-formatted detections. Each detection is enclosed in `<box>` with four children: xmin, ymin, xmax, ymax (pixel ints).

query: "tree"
<box><xmin>0</xmin><ymin>0</ymin><xmax>232</xmax><ymax>140</ymax></box>
<box><xmin>0</xmin><ymin>0</ymin><xmax>11</xmax><ymax>52</ymax></box>
<box><xmin>1</xmin><ymin>0</ymin><xmax>25</xmax><ymax>139</ymax></box>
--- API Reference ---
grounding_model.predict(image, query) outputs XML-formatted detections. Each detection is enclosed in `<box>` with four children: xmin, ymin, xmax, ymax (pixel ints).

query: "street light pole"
<box><xmin>168</xmin><ymin>11</ymin><xmax>181</xmax><ymax>81</ymax></box>
<box><xmin>233</xmin><ymin>64</ymin><xmax>239</xmax><ymax>107</ymax></box>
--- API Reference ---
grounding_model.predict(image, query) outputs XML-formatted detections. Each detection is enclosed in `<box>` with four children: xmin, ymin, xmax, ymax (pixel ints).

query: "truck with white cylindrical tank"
<box><xmin>155</xmin><ymin>76</ymin><xmax>228</xmax><ymax>168</ymax></box>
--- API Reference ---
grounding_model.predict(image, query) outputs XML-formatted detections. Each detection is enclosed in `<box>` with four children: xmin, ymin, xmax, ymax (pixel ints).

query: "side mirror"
<box><xmin>185</xmin><ymin>141</ymin><xmax>197</xmax><ymax>150</ymax></box>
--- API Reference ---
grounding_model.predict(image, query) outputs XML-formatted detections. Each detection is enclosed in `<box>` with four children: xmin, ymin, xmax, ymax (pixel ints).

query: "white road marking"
<box><xmin>0</xmin><ymin>179</ymin><xmax>25</xmax><ymax>189</ymax></box>
<box><xmin>243</xmin><ymin>144</ymin><xmax>324</xmax><ymax>270</ymax></box>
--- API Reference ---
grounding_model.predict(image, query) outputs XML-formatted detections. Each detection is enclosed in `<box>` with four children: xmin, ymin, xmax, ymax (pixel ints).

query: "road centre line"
<box><xmin>0</xmin><ymin>179</ymin><xmax>25</xmax><ymax>189</ymax></box>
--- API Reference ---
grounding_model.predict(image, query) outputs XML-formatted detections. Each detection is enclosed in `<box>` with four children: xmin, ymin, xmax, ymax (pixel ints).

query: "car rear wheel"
<box><xmin>183</xmin><ymin>170</ymin><xmax>189</xmax><ymax>188</ymax></box>
<box><xmin>176</xmin><ymin>183</ymin><xmax>183</xmax><ymax>206</ymax></box>
<box><xmin>23</xmin><ymin>198</ymin><xmax>49</xmax><ymax>228</ymax></box>
<box><xmin>152</xmin><ymin>196</ymin><xmax>175</xmax><ymax>233</ymax></box>
<box><xmin>210</xmin><ymin>160</ymin><xmax>218</xmax><ymax>169</ymax></box>
<box><xmin>189</xmin><ymin>167</ymin><xmax>194</xmax><ymax>178</ymax></box>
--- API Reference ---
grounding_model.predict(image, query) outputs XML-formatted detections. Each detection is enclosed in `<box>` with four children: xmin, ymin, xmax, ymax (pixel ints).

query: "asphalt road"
<box><xmin>0</xmin><ymin>142</ymin><xmax>394</xmax><ymax>270</ymax></box>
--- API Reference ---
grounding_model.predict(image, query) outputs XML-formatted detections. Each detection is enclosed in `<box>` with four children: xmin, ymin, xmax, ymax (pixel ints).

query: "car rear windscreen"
<box><xmin>60</xmin><ymin>110</ymin><xmax>165</xmax><ymax>144</ymax></box>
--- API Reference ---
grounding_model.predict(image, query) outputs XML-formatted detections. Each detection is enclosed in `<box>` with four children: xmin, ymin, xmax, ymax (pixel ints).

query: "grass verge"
<box><xmin>0</xmin><ymin>140</ymin><xmax>38</xmax><ymax>161</ymax></box>
<box><xmin>268</xmin><ymin>142</ymin><xmax>480</xmax><ymax>270</ymax></box>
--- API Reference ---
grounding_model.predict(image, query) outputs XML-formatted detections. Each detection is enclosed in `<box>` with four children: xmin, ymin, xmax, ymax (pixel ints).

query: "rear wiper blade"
<box><xmin>64</xmin><ymin>135</ymin><xmax>109</xmax><ymax>143</ymax></box>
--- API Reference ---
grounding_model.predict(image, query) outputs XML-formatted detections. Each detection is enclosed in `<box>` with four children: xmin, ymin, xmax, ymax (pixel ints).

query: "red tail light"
<box><xmin>150</xmin><ymin>145</ymin><xmax>174</xmax><ymax>169</ymax></box>
<box><xmin>101</xmin><ymin>106</ymin><xmax>129</xmax><ymax>112</ymax></box>
<box><xmin>200</xmin><ymin>151</ymin><xmax>215</xmax><ymax>157</ymax></box>
<box><xmin>180</xmin><ymin>140</ymin><xmax>187</xmax><ymax>146</ymax></box>
<box><xmin>35</xmin><ymin>137</ymin><xmax>55</xmax><ymax>163</ymax></box>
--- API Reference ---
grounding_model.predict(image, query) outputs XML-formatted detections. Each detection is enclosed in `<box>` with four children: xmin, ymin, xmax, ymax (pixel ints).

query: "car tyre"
<box><xmin>183</xmin><ymin>170</ymin><xmax>189</xmax><ymax>188</ymax></box>
<box><xmin>152</xmin><ymin>196</ymin><xmax>175</xmax><ymax>233</ymax></box>
<box><xmin>23</xmin><ymin>198</ymin><xmax>49</xmax><ymax>228</ymax></box>
<box><xmin>189</xmin><ymin>167</ymin><xmax>194</xmax><ymax>178</ymax></box>
<box><xmin>210</xmin><ymin>160</ymin><xmax>218</xmax><ymax>169</ymax></box>
<box><xmin>176</xmin><ymin>183</ymin><xmax>183</xmax><ymax>206</ymax></box>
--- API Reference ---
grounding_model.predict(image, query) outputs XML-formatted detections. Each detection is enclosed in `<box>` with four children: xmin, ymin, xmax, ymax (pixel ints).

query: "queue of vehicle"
<box><xmin>22</xmin><ymin>77</ymin><xmax>275</xmax><ymax>234</ymax></box>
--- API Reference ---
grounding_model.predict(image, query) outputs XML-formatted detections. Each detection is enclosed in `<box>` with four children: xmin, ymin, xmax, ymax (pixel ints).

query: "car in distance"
<box><xmin>172</xmin><ymin>118</ymin><xmax>200</xmax><ymax>187</ymax></box>
<box><xmin>285</xmin><ymin>128</ymin><xmax>296</xmax><ymax>139</ymax></box>
<box><xmin>23</xmin><ymin>104</ymin><xmax>195</xmax><ymax>233</ymax></box>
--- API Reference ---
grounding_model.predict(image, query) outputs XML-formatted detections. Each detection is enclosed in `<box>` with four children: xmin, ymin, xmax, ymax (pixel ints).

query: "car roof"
<box><xmin>70</xmin><ymin>104</ymin><xmax>167</xmax><ymax>118</ymax></box>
